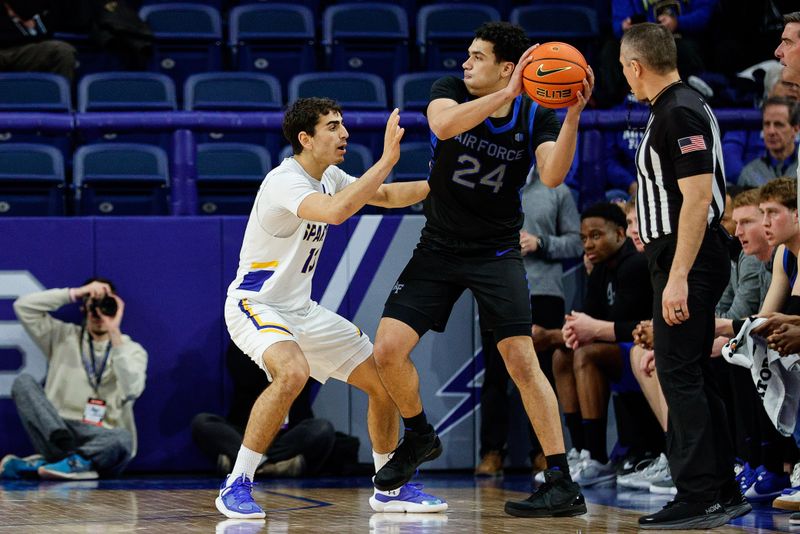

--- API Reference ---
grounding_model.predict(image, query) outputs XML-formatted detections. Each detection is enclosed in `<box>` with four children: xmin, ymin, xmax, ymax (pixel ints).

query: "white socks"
<box><xmin>373</xmin><ymin>450</ymin><xmax>391</xmax><ymax>473</ymax></box>
<box><xmin>228</xmin><ymin>444</ymin><xmax>263</xmax><ymax>485</ymax></box>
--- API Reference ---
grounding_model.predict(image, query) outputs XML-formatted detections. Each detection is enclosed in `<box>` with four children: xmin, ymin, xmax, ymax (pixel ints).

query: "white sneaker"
<box><xmin>791</xmin><ymin>462</ymin><xmax>800</xmax><ymax>488</ymax></box>
<box><xmin>572</xmin><ymin>452</ymin><xmax>616</xmax><ymax>487</ymax></box>
<box><xmin>772</xmin><ymin>487</ymin><xmax>800</xmax><ymax>511</ymax></box>
<box><xmin>649</xmin><ymin>475</ymin><xmax>677</xmax><ymax>495</ymax></box>
<box><xmin>369</xmin><ymin>483</ymin><xmax>448</xmax><ymax>513</ymax></box>
<box><xmin>617</xmin><ymin>453</ymin><xmax>671</xmax><ymax>491</ymax></box>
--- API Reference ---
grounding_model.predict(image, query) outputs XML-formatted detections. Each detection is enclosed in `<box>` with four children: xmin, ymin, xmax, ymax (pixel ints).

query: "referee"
<box><xmin>619</xmin><ymin>24</ymin><xmax>750</xmax><ymax>529</ymax></box>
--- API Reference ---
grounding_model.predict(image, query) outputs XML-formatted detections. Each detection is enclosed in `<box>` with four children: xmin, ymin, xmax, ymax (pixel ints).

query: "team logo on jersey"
<box><xmin>303</xmin><ymin>222</ymin><xmax>328</xmax><ymax>243</ymax></box>
<box><xmin>392</xmin><ymin>282</ymin><xmax>404</xmax><ymax>294</ymax></box>
<box><xmin>536</xmin><ymin>65</ymin><xmax>572</xmax><ymax>77</ymax></box>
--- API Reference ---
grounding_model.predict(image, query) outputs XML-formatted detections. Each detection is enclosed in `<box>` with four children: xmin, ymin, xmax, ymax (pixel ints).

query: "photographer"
<box><xmin>1</xmin><ymin>278</ymin><xmax>147</xmax><ymax>480</ymax></box>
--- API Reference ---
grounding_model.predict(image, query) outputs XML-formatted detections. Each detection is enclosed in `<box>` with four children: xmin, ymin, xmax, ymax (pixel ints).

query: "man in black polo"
<box><xmin>619</xmin><ymin>23</ymin><xmax>750</xmax><ymax>529</ymax></box>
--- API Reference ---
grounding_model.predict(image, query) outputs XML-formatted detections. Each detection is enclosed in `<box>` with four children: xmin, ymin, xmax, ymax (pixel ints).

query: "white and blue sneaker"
<box><xmin>216</xmin><ymin>474</ymin><xmax>266</xmax><ymax>519</ymax></box>
<box><xmin>38</xmin><ymin>453</ymin><xmax>98</xmax><ymax>480</ymax></box>
<box><xmin>0</xmin><ymin>454</ymin><xmax>45</xmax><ymax>479</ymax></box>
<box><xmin>369</xmin><ymin>483</ymin><xmax>448</xmax><ymax>513</ymax></box>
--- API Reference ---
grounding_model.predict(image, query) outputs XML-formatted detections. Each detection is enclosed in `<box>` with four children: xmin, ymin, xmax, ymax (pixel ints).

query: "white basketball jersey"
<box><xmin>227</xmin><ymin>157</ymin><xmax>356</xmax><ymax>311</ymax></box>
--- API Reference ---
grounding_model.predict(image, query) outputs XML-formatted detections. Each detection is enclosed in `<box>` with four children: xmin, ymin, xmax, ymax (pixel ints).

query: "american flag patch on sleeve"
<box><xmin>677</xmin><ymin>135</ymin><xmax>707</xmax><ymax>154</ymax></box>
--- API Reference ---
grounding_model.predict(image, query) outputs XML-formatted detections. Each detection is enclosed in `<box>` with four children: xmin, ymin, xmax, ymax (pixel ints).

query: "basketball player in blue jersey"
<box><xmin>372</xmin><ymin>22</ymin><xmax>594</xmax><ymax>517</ymax></box>
<box><xmin>216</xmin><ymin>98</ymin><xmax>446</xmax><ymax>519</ymax></box>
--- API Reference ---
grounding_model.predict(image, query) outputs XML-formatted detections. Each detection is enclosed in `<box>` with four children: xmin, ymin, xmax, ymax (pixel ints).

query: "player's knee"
<box><xmin>500</xmin><ymin>342</ymin><xmax>537</xmax><ymax>380</ymax></box>
<box><xmin>572</xmin><ymin>346</ymin><xmax>591</xmax><ymax>373</ymax></box>
<box><xmin>552</xmin><ymin>348</ymin><xmax>572</xmax><ymax>377</ymax></box>
<box><xmin>271</xmin><ymin>356</ymin><xmax>309</xmax><ymax>393</ymax></box>
<box><xmin>372</xmin><ymin>336</ymin><xmax>402</xmax><ymax>368</ymax></box>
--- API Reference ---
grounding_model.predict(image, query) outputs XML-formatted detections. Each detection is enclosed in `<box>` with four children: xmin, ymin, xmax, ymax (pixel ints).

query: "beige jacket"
<box><xmin>13</xmin><ymin>288</ymin><xmax>148</xmax><ymax>456</ymax></box>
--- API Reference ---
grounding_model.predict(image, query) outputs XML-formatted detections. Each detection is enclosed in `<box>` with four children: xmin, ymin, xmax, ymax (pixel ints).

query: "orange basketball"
<box><xmin>522</xmin><ymin>42</ymin><xmax>588</xmax><ymax>109</ymax></box>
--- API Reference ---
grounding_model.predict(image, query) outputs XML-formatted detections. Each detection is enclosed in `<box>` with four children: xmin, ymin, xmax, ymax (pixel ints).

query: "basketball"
<box><xmin>522</xmin><ymin>42</ymin><xmax>588</xmax><ymax>109</ymax></box>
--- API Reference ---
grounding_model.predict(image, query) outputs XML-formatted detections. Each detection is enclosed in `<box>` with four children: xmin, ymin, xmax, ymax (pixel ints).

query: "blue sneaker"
<box><xmin>745</xmin><ymin>469</ymin><xmax>790</xmax><ymax>502</ymax></box>
<box><xmin>0</xmin><ymin>454</ymin><xmax>45</xmax><ymax>479</ymax></box>
<box><xmin>38</xmin><ymin>454</ymin><xmax>98</xmax><ymax>480</ymax></box>
<box><xmin>370</xmin><ymin>483</ymin><xmax>448</xmax><ymax>513</ymax></box>
<box><xmin>739</xmin><ymin>464</ymin><xmax>762</xmax><ymax>493</ymax></box>
<box><xmin>215</xmin><ymin>474</ymin><xmax>266</xmax><ymax>519</ymax></box>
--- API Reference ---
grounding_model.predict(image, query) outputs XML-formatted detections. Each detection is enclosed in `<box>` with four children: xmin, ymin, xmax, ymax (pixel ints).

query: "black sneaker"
<box><xmin>374</xmin><ymin>427</ymin><xmax>442</xmax><ymax>491</ymax></box>
<box><xmin>639</xmin><ymin>499</ymin><xmax>730</xmax><ymax>530</ymax></box>
<box><xmin>504</xmin><ymin>468</ymin><xmax>587</xmax><ymax>518</ymax></box>
<box><xmin>791</xmin><ymin>512</ymin><xmax>800</xmax><ymax>525</ymax></box>
<box><xmin>722</xmin><ymin>486</ymin><xmax>752</xmax><ymax>520</ymax></box>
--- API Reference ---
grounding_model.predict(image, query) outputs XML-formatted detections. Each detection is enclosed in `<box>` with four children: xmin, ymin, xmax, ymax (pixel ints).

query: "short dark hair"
<box><xmin>620</xmin><ymin>23</ymin><xmax>677</xmax><ymax>75</ymax></box>
<box><xmin>785</xmin><ymin>11</ymin><xmax>800</xmax><ymax>26</ymax></box>
<box><xmin>473</xmin><ymin>21</ymin><xmax>530</xmax><ymax>64</ymax></box>
<box><xmin>759</xmin><ymin>177</ymin><xmax>798</xmax><ymax>210</ymax></box>
<box><xmin>282</xmin><ymin>97</ymin><xmax>342</xmax><ymax>155</ymax></box>
<box><xmin>762</xmin><ymin>96</ymin><xmax>800</xmax><ymax>126</ymax></box>
<box><xmin>581</xmin><ymin>202</ymin><xmax>628</xmax><ymax>230</ymax></box>
<box><xmin>81</xmin><ymin>277</ymin><xmax>116</xmax><ymax>294</ymax></box>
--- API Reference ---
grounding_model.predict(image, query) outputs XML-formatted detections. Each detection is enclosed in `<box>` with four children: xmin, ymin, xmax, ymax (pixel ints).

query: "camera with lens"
<box><xmin>88</xmin><ymin>295</ymin><xmax>118</xmax><ymax>318</ymax></box>
<box><xmin>652</xmin><ymin>0</ymin><xmax>681</xmax><ymax>18</ymax></box>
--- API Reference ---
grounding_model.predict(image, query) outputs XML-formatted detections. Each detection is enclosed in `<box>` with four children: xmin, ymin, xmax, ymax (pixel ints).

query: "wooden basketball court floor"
<box><xmin>0</xmin><ymin>474</ymin><xmax>794</xmax><ymax>533</ymax></box>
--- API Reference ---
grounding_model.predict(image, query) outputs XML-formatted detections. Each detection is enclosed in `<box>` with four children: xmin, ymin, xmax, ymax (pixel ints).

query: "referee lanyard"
<box><xmin>80</xmin><ymin>326</ymin><xmax>111</xmax><ymax>394</ymax></box>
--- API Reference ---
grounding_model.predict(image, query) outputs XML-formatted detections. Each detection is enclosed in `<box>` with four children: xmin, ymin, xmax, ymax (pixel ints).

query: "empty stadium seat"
<box><xmin>184</xmin><ymin>72</ymin><xmax>284</xmax><ymax>157</ymax></box>
<box><xmin>184</xmin><ymin>72</ymin><xmax>282</xmax><ymax>111</ymax></box>
<box><xmin>0</xmin><ymin>73</ymin><xmax>72</xmax><ymax>159</ymax></box>
<box><xmin>393</xmin><ymin>71</ymin><xmax>452</xmax><ymax>111</ymax></box>
<box><xmin>78</xmin><ymin>72</ymin><xmax>177</xmax><ymax>112</ymax></box>
<box><xmin>416</xmin><ymin>4</ymin><xmax>500</xmax><ymax>71</ymax></box>
<box><xmin>229</xmin><ymin>4</ymin><xmax>315</xmax><ymax>89</ymax></box>
<box><xmin>196</xmin><ymin>143</ymin><xmax>270</xmax><ymax>215</ymax></box>
<box><xmin>0</xmin><ymin>144</ymin><xmax>66</xmax><ymax>216</ymax></box>
<box><xmin>386</xmin><ymin>142</ymin><xmax>430</xmax><ymax>214</ymax></box>
<box><xmin>322</xmin><ymin>3</ymin><xmax>409</xmax><ymax>86</ymax></box>
<box><xmin>510</xmin><ymin>5</ymin><xmax>599</xmax><ymax>61</ymax></box>
<box><xmin>0</xmin><ymin>73</ymin><xmax>71</xmax><ymax>112</ymax></box>
<box><xmin>74</xmin><ymin>144</ymin><xmax>170</xmax><ymax>215</ymax></box>
<box><xmin>288</xmin><ymin>72</ymin><xmax>387</xmax><ymax>109</ymax></box>
<box><xmin>140</xmin><ymin>3</ymin><xmax>223</xmax><ymax>91</ymax></box>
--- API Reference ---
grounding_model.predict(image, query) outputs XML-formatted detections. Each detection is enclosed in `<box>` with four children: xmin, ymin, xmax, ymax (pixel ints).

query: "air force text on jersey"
<box><xmin>454</xmin><ymin>132</ymin><xmax>525</xmax><ymax>162</ymax></box>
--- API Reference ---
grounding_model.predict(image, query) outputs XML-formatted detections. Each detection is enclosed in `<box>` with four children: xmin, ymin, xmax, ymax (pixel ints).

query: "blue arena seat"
<box><xmin>229</xmin><ymin>4</ymin><xmax>315</xmax><ymax>89</ymax></box>
<box><xmin>416</xmin><ymin>4</ymin><xmax>500</xmax><ymax>71</ymax></box>
<box><xmin>0</xmin><ymin>144</ymin><xmax>66</xmax><ymax>216</ymax></box>
<box><xmin>279</xmin><ymin>143</ymin><xmax>373</xmax><ymax>178</ymax></box>
<box><xmin>73</xmin><ymin>144</ymin><xmax>170</xmax><ymax>215</ymax></box>
<box><xmin>288</xmin><ymin>72</ymin><xmax>387</xmax><ymax>110</ymax></box>
<box><xmin>184</xmin><ymin>72</ymin><xmax>282</xmax><ymax>111</ymax></box>
<box><xmin>139</xmin><ymin>3</ymin><xmax>223</xmax><ymax>91</ymax></box>
<box><xmin>0</xmin><ymin>73</ymin><xmax>72</xmax><ymax>159</ymax></box>
<box><xmin>196</xmin><ymin>143</ymin><xmax>271</xmax><ymax>215</ymax></box>
<box><xmin>386</xmin><ymin>142</ymin><xmax>430</xmax><ymax>214</ymax></box>
<box><xmin>184</xmin><ymin>72</ymin><xmax>284</xmax><ymax>157</ymax></box>
<box><xmin>509</xmin><ymin>5</ymin><xmax>599</xmax><ymax>60</ymax></box>
<box><xmin>78</xmin><ymin>72</ymin><xmax>177</xmax><ymax>112</ymax></box>
<box><xmin>322</xmin><ymin>3</ymin><xmax>409</xmax><ymax>86</ymax></box>
<box><xmin>0</xmin><ymin>73</ymin><xmax>71</xmax><ymax>112</ymax></box>
<box><xmin>53</xmin><ymin>32</ymin><xmax>126</xmax><ymax>78</ymax></box>
<box><xmin>393</xmin><ymin>71</ymin><xmax>452</xmax><ymax>111</ymax></box>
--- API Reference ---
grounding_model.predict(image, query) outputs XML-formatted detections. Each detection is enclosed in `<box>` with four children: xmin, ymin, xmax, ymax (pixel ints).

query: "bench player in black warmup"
<box><xmin>619</xmin><ymin>23</ymin><xmax>750</xmax><ymax>529</ymax></box>
<box><xmin>372</xmin><ymin>22</ymin><xmax>594</xmax><ymax>517</ymax></box>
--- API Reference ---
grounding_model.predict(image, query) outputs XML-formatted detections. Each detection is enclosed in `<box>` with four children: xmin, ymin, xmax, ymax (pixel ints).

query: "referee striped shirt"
<box><xmin>634</xmin><ymin>82</ymin><xmax>726</xmax><ymax>245</ymax></box>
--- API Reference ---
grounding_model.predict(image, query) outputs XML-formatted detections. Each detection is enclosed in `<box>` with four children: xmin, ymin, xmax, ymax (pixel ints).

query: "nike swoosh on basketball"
<box><xmin>496</xmin><ymin>248</ymin><xmax>513</xmax><ymax>257</ymax></box>
<box><xmin>536</xmin><ymin>65</ymin><xmax>572</xmax><ymax>77</ymax></box>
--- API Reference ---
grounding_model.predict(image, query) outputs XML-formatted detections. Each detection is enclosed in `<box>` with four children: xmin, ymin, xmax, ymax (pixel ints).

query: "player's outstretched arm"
<box><xmin>427</xmin><ymin>44</ymin><xmax>538</xmax><ymax>140</ymax></box>
<box><xmin>535</xmin><ymin>65</ymin><xmax>595</xmax><ymax>187</ymax></box>
<box><xmin>369</xmin><ymin>180</ymin><xmax>430</xmax><ymax>208</ymax></box>
<box><xmin>297</xmin><ymin>109</ymin><xmax>404</xmax><ymax>225</ymax></box>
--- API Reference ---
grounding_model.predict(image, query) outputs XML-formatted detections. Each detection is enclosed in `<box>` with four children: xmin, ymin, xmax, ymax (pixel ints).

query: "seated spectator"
<box><xmin>603</xmin><ymin>95</ymin><xmax>648</xmax><ymax>199</ymax></box>
<box><xmin>738</xmin><ymin>97</ymin><xmax>799</xmax><ymax>187</ymax></box>
<box><xmin>192</xmin><ymin>342</ymin><xmax>336</xmax><ymax>478</ymax></box>
<box><xmin>723</xmin><ymin>68</ymin><xmax>800</xmax><ymax>184</ymax></box>
<box><xmin>0</xmin><ymin>1</ymin><xmax>76</xmax><ymax>81</ymax></box>
<box><xmin>550</xmin><ymin>202</ymin><xmax>653</xmax><ymax>486</ymax></box>
<box><xmin>623</xmin><ymin>198</ymin><xmax>644</xmax><ymax>252</ymax></box>
<box><xmin>596</xmin><ymin>0</ymin><xmax>715</xmax><ymax>107</ymax></box>
<box><xmin>2</xmin><ymin>279</ymin><xmax>147</xmax><ymax>480</ymax></box>
<box><xmin>476</xmin><ymin>170</ymin><xmax>582</xmax><ymax>477</ymax></box>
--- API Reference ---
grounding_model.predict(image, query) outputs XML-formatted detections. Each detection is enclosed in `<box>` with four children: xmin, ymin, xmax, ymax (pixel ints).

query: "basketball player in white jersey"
<box><xmin>216</xmin><ymin>97</ymin><xmax>445</xmax><ymax>519</ymax></box>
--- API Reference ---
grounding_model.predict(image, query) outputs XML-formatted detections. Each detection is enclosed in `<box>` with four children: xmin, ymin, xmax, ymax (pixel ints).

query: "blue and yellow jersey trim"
<box><xmin>238</xmin><ymin>299</ymin><xmax>293</xmax><ymax>336</ymax></box>
<box><xmin>238</xmin><ymin>261</ymin><xmax>279</xmax><ymax>292</ymax></box>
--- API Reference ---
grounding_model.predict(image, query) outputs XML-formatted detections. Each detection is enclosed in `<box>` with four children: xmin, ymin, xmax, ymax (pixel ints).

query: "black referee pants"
<box><xmin>646</xmin><ymin>229</ymin><xmax>735</xmax><ymax>503</ymax></box>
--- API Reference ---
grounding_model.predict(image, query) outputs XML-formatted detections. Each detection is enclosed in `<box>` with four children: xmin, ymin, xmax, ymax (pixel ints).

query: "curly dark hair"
<box><xmin>473</xmin><ymin>21</ymin><xmax>530</xmax><ymax>64</ymax></box>
<box><xmin>581</xmin><ymin>202</ymin><xmax>628</xmax><ymax>230</ymax></box>
<box><xmin>282</xmin><ymin>97</ymin><xmax>343</xmax><ymax>155</ymax></box>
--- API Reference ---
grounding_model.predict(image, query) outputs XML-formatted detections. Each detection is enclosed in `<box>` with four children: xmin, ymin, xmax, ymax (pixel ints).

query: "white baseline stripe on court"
<box><xmin>319</xmin><ymin>215</ymin><xmax>382</xmax><ymax>311</ymax></box>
